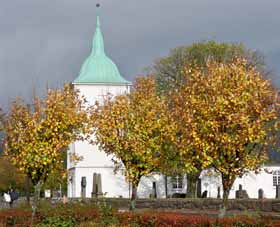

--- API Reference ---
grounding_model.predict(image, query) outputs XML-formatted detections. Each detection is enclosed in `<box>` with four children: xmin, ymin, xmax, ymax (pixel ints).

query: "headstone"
<box><xmin>197</xmin><ymin>178</ymin><xmax>202</xmax><ymax>198</ymax></box>
<box><xmin>92</xmin><ymin>173</ymin><xmax>97</xmax><ymax>197</ymax></box>
<box><xmin>97</xmin><ymin>173</ymin><xmax>103</xmax><ymax>196</ymax></box>
<box><xmin>92</xmin><ymin>173</ymin><xmax>103</xmax><ymax>198</ymax></box>
<box><xmin>239</xmin><ymin>184</ymin><xmax>242</xmax><ymax>191</ymax></box>
<box><xmin>151</xmin><ymin>181</ymin><xmax>157</xmax><ymax>198</ymax></box>
<box><xmin>235</xmin><ymin>184</ymin><xmax>249</xmax><ymax>199</ymax></box>
<box><xmin>217</xmin><ymin>186</ymin><xmax>221</xmax><ymax>199</ymax></box>
<box><xmin>201</xmin><ymin>190</ymin><xmax>208</xmax><ymax>198</ymax></box>
<box><xmin>276</xmin><ymin>185</ymin><xmax>280</xmax><ymax>199</ymax></box>
<box><xmin>81</xmin><ymin>176</ymin><xmax>87</xmax><ymax>198</ymax></box>
<box><xmin>258</xmin><ymin>189</ymin><xmax>264</xmax><ymax>199</ymax></box>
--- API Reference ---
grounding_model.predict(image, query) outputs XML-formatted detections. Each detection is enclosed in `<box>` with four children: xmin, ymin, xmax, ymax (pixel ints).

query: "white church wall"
<box><xmin>70</xmin><ymin>167</ymin><xmax>129</xmax><ymax>198</ymax></box>
<box><xmin>68</xmin><ymin>166</ymin><xmax>170</xmax><ymax>199</ymax></box>
<box><xmin>74</xmin><ymin>84</ymin><xmax>130</xmax><ymax>106</ymax></box>
<box><xmin>67</xmin><ymin>83</ymin><xmax>131</xmax><ymax>198</ymax></box>
<box><xmin>73</xmin><ymin>141</ymin><xmax>114</xmax><ymax>167</ymax></box>
<box><xmin>200</xmin><ymin>166</ymin><xmax>279</xmax><ymax>199</ymax></box>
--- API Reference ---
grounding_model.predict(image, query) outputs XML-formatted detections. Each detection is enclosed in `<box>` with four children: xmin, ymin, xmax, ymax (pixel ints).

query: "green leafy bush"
<box><xmin>97</xmin><ymin>200</ymin><xmax>119</xmax><ymax>226</ymax></box>
<box><xmin>38</xmin><ymin>216</ymin><xmax>76</xmax><ymax>227</ymax></box>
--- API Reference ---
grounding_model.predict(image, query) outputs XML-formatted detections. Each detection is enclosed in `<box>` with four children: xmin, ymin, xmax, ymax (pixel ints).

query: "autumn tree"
<box><xmin>170</xmin><ymin>59</ymin><xmax>278</xmax><ymax>215</ymax></box>
<box><xmin>151</xmin><ymin>40</ymin><xmax>268</xmax><ymax>198</ymax></box>
<box><xmin>2</xmin><ymin>84</ymin><xmax>90</xmax><ymax>215</ymax></box>
<box><xmin>91</xmin><ymin>77</ymin><xmax>171</xmax><ymax>210</ymax></box>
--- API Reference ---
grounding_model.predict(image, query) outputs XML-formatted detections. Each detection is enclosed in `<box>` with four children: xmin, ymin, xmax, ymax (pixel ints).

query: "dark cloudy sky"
<box><xmin>0</xmin><ymin>0</ymin><xmax>280</xmax><ymax>110</ymax></box>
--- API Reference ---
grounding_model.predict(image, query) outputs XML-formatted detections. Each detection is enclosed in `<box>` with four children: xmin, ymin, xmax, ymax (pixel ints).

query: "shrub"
<box><xmin>1</xmin><ymin>203</ymin><xmax>280</xmax><ymax>227</ymax></box>
<box><xmin>38</xmin><ymin>216</ymin><xmax>76</xmax><ymax>227</ymax></box>
<box><xmin>97</xmin><ymin>200</ymin><xmax>119</xmax><ymax>226</ymax></box>
<box><xmin>0</xmin><ymin>210</ymin><xmax>33</xmax><ymax>227</ymax></box>
<box><xmin>117</xmin><ymin>212</ymin><xmax>280</xmax><ymax>227</ymax></box>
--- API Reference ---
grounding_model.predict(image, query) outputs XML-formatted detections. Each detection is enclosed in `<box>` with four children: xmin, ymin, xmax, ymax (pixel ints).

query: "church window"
<box><xmin>171</xmin><ymin>175</ymin><xmax>183</xmax><ymax>189</ymax></box>
<box><xmin>273</xmin><ymin>170</ymin><xmax>280</xmax><ymax>186</ymax></box>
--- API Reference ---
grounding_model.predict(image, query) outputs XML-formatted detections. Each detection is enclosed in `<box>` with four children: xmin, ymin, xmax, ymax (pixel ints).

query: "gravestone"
<box><xmin>92</xmin><ymin>173</ymin><xmax>103</xmax><ymax>198</ymax></box>
<box><xmin>258</xmin><ymin>189</ymin><xmax>264</xmax><ymax>199</ymax></box>
<box><xmin>81</xmin><ymin>176</ymin><xmax>87</xmax><ymax>198</ymax></box>
<box><xmin>97</xmin><ymin>173</ymin><xmax>103</xmax><ymax>196</ymax></box>
<box><xmin>276</xmin><ymin>185</ymin><xmax>280</xmax><ymax>199</ymax></box>
<box><xmin>235</xmin><ymin>184</ymin><xmax>249</xmax><ymax>199</ymax></box>
<box><xmin>151</xmin><ymin>182</ymin><xmax>157</xmax><ymax>198</ymax></box>
<box><xmin>217</xmin><ymin>186</ymin><xmax>221</xmax><ymax>199</ymax></box>
<box><xmin>92</xmin><ymin>173</ymin><xmax>98</xmax><ymax>197</ymax></box>
<box><xmin>201</xmin><ymin>190</ymin><xmax>208</xmax><ymax>198</ymax></box>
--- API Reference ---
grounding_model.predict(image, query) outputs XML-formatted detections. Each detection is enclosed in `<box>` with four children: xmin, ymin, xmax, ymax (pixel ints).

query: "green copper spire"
<box><xmin>74</xmin><ymin>15</ymin><xmax>131</xmax><ymax>84</ymax></box>
<box><xmin>91</xmin><ymin>16</ymin><xmax>105</xmax><ymax>56</ymax></box>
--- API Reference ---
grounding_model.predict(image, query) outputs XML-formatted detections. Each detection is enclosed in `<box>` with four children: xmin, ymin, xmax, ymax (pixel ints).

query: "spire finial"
<box><xmin>96</xmin><ymin>3</ymin><xmax>100</xmax><ymax>27</ymax></box>
<box><xmin>91</xmin><ymin>3</ymin><xmax>105</xmax><ymax>56</ymax></box>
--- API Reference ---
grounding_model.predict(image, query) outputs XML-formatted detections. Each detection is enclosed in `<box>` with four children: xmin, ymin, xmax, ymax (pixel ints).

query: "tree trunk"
<box><xmin>32</xmin><ymin>181</ymin><xmax>43</xmax><ymax>217</ymax></box>
<box><xmin>25</xmin><ymin>175</ymin><xmax>31</xmax><ymax>205</ymax></box>
<box><xmin>219</xmin><ymin>174</ymin><xmax>235</xmax><ymax>218</ymax></box>
<box><xmin>130</xmin><ymin>178</ymin><xmax>140</xmax><ymax>211</ymax></box>
<box><xmin>186</xmin><ymin>172</ymin><xmax>200</xmax><ymax>198</ymax></box>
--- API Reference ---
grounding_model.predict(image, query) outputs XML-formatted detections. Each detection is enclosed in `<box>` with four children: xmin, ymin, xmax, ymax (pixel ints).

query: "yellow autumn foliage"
<box><xmin>2</xmin><ymin>84</ymin><xmax>91</xmax><ymax>185</ymax></box>
<box><xmin>91</xmin><ymin>77</ymin><xmax>171</xmax><ymax>193</ymax></box>
<box><xmin>170</xmin><ymin>59</ymin><xmax>278</xmax><ymax>203</ymax></box>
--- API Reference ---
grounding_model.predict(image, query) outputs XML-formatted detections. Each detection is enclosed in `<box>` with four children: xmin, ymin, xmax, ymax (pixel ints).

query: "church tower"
<box><xmin>67</xmin><ymin>14</ymin><xmax>131</xmax><ymax>198</ymax></box>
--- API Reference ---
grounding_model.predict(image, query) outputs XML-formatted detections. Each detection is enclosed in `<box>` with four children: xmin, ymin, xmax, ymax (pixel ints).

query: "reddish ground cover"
<box><xmin>1</xmin><ymin>206</ymin><xmax>280</xmax><ymax>226</ymax></box>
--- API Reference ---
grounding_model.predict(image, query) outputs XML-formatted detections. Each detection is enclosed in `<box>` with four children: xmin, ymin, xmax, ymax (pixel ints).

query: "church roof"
<box><xmin>73</xmin><ymin>16</ymin><xmax>131</xmax><ymax>84</ymax></box>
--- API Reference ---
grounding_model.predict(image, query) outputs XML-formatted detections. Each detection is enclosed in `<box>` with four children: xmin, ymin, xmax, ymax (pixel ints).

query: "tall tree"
<box><xmin>91</xmin><ymin>77</ymin><xmax>171</xmax><ymax>210</ymax></box>
<box><xmin>2</xmin><ymin>84</ymin><xmax>90</xmax><ymax>215</ymax></box>
<box><xmin>170</xmin><ymin>59</ymin><xmax>278</xmax><ymax>215</ymax></box>
<box><xmin>152</xmin><ymin>40</ymin><xmax>268</xmax><ymax>198</ymax></box>
<box><xmin>153</xmin><ymin>40</ymin><xmax>266</xmax><ymax>94</ymax></box>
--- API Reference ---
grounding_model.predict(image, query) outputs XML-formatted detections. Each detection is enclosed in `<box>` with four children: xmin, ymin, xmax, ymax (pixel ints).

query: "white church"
<box><xmin>67</xmin><ymin>15</ymin><xmax>280</xmax><ymax>200</ymax></box>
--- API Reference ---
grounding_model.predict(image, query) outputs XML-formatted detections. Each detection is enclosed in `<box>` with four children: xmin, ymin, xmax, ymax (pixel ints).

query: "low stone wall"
<box><xmin>76</xmin><ymin>198</ymin><xmax>280</xmax><ymax>212</ymax></box>
<box><xmin>2</xmin><ymin>197</ymin><xmax>280</xmax><ymax>213</ymax></box>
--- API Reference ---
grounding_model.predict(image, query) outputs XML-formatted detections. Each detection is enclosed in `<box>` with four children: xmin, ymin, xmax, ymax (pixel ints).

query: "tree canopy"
<box><xmin>152</xmin><ymin>41</ymin><xmax>267</xmax><ymax>94</ymax></box>
<box><xmin>151</xmin><ymin>41</ymin><xmax>270</xmax><ymax>198</ymax></box>
<box><xmin>2</xmin><ymin>84</ymin><xmax>90</xmax><ymax>214</ymax></box>
<box><xmin>169</xmin><ymin>59</ymin><xmax>278</xmax><ymax>213</ymax></box>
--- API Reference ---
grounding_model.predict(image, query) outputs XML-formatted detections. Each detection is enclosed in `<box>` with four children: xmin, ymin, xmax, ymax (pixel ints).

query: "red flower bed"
<box><xmin>1</xmin><ymin>206</ymin><xmax>280</xmax><ymax>227</ymax></box>
<box><xmin>0</xmin><ymin>210</ymin><xmax>33</xmax><ymax>227</ymax></box>
<box><xmin>117</xmin><ymin>212</ymin><xmax>280</xmax><ymax>227</ymax></box>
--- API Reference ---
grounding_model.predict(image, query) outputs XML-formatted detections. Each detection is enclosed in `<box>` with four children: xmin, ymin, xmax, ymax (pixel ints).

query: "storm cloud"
<box><xmin>0</xmin><ymin>0</ymin><xmax>280</xmax><ymax>109</ymax></box>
